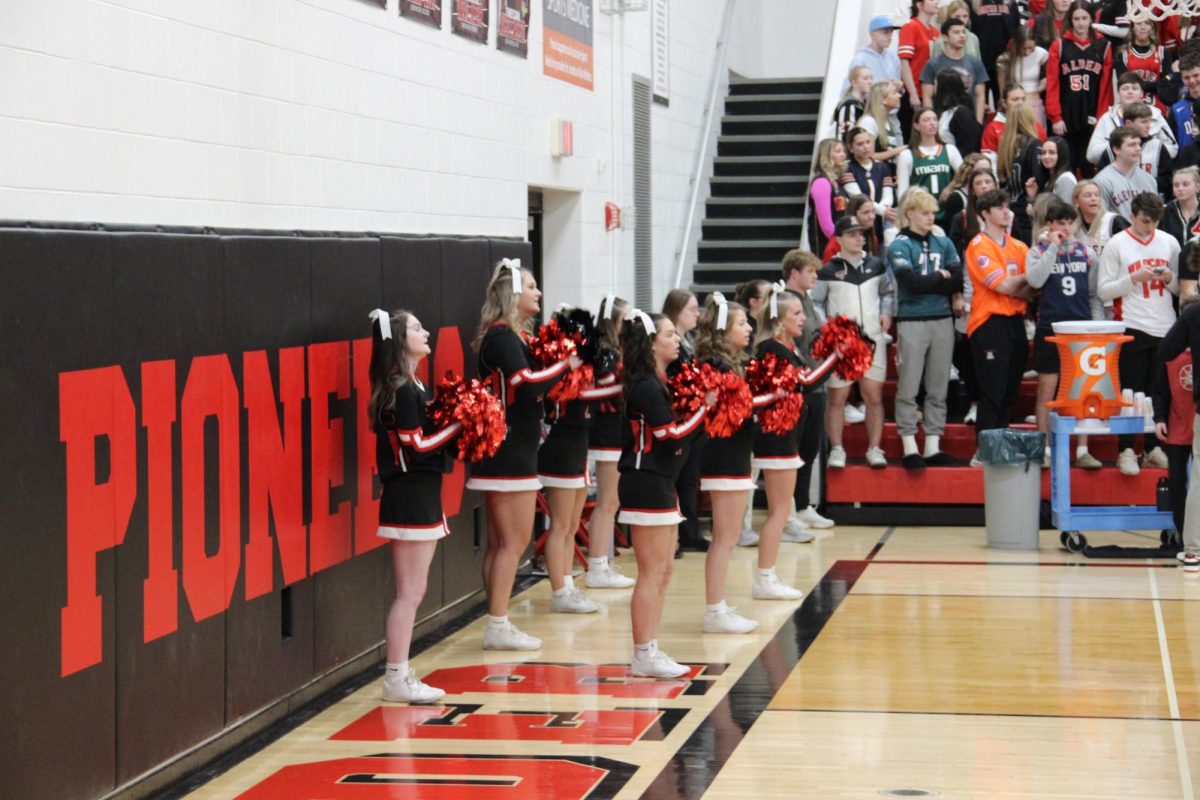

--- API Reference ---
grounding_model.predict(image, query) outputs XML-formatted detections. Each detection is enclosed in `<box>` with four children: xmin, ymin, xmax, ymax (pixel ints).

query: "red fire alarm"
<box><xmin>605</xmin><ymin>202</ymin><xmax>621</xmax><ymax>232</ymax></box>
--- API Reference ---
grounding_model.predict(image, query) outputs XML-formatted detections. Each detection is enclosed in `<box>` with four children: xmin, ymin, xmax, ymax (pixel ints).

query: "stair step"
<box><xmin>721</xmin><ymin>114</ymin><xmax>818</xmax><ymax>136</ymax></box>
<box><xmin>709</xmin><ymin>175</ymin><xmax>808</xmax><ymax>197</ymax></box>
<box><xmin>727</xmin><ymin>79</ymin><xmax>824</xmax><ymax>96</ymax></box>
<box><xmin>701</xmin><ymin>218</ymin><xmax>804</xmax><ymax>240</ymax></box>
<box><xmin>692</xmin><ymin>263</ymin><xmax>786</xmax><ymax>284</ymax></box>
<box><xmin>718</xmin><ymin>134</ymin><xmax>815</xmax><ymax>157</ymax></box>
<box><xmin>725</xmin><ymin>94</ymin><xmax>822</xmax><ymax>115</ymax></box>
<box><xmin>706</xmin><ymin>196</ymin><xmax>807</xmax><ymax>219</ymax></box>
<box><xmin>697</xmin><ymin>241</ymin><xmax>798</xmax><ymax>262</ymax></box>
<box><xmin>713</xmin><ymin>155</ymin><xmax>811</xmax><ymax>177</ymax></box>
<box><xmin>826</xmin><ymin>463</ymin><xmax>1164</xmax><ymax>506</ymax></box>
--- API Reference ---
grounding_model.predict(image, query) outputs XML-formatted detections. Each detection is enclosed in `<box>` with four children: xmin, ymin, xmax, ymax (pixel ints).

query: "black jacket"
<box><xmin>1159</xmin><ymin>303</ymin><xmax>1200</xmax><ymax>403</ymax></box>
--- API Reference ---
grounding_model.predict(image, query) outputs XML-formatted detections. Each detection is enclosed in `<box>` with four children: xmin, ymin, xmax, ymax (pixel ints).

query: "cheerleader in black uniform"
<box><xmin>368</xmin><ymin>309</ymin><xmax>461</xmax><ymax>704</ymax></box>
<box><xmin>583</xmin><ymin>295</ymin><xmax>637</xmax><ymax>589</ymax></box>
<box><xmin>619</xmin><ymin>310</ymin><xmax>713</xmax><ymax>677</ymax></box>
<box><xmin>750</xmin><ymin>286</ymin><xmax>839</xmax><ymax>600</ymax></box>
<box><xmin>466</xmin><ymin>260</ymin><xmax>580</xmax><ymax>650</ymax></box>
<box><xmin>695</xmin><ymin>294</ymin><xmax>784</xmax><ymax>634</ymax></box>
<box><xmin>538</xmin><ymin>306</ymin><xmax>624</xmax><ymax>613</ymax></box>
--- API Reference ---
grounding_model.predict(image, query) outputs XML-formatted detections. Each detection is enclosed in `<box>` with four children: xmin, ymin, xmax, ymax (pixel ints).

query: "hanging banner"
<box><xmin>400</xmin><ymin>0</ymin><xmax>442</xmax><ymax>28</ymax></box>
<box><xmin>497</xmin><ymin>0</ymin><xmax>531</xmax><ymax>57</ymax></box>
<box><xmin>543</xmin><ymin>0</ymin><xmax>593</xmax><ymax>90</ymax></box>
<box><xmin>452</xmin><ymin>0</ymin><xmax>490</xmax><ymax>43</ymax></box>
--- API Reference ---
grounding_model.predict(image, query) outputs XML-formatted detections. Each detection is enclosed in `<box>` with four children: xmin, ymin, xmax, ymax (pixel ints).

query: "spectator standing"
<box><xmin>1095</xmin><ymin>125</ymin><xmax>1159</xmax><ymax>220</ymax></box>
<box><xmin>1036</xmin><ymin>135</ymin><xmax>1079</xmax><ymax>202</ymax></box>
<box><xmin>1151</xmin><ymin>294</ymin><xmax>1200</xmax><ymax>542</ymax></box>
<box><xmin>1073</xmin><ymin>178</ymin><xmax>1131</xmax><ymax>259</ymax></box>
<box><xmin>922</xmin><ymin>17</ymin><xmax>991</xmax><ymax>122</ymax></box>
<box><xmin>858</xmin><ymin>82</ymin><xmax>909</xmax><ymax>162</ymax></box>
<box><xmin>844</xmin><ymin>127</ymin><xmax>897</xmax><ymax>241</ymax></box>
<box><xmin>997</xmin><ymin>25</ymin><xmax>1050</xmax><ymax>125</ymax></box>
<box><xmin>932</xmin><ymin>1</ymin><xmax>985</xmax><ymax>62</ymax></box>
<box><xmin>997</xmin><ymin>102</ymin><xmax>1044</xmax><ymax>243</ymax></box>
<box><xmin>982</xmin><ymin>84</ymin><xmax>1048</xmax><ymax>168</ymax></box>
<box><xmin>805</xmin><ymin>139</ymin><xmax>852</xmax><ymax>257</ymax></box>
<box><xmin>968</xmin><ymin>0</ymin><xmax>1019</xmax><ymax>105</ymax></box>
<box><xmin>1156</xmin><ymin>297</ymin><xmax>1200</xmax><ymax>568</ymax></box>
<box><xmin>1115</xmin><ymin>18</ymin><xmax>1173</xmax><ymax>114</ymax></box>
<box><xmin>1170</xmin><ymin>53</ymin><xmax>1200</xmax><ymax>147</ymax></box>
<box><xmin>1030</xmin><ymin>0</ymin><xmax>1071</xmax><ymax>50</ymax></box>
<box><xmin>1089</xmin><ymin>71</ymin><xmax>1179</xmax><ymax>168</ymax></box>
<box><xmin>896</xmin><ymin>107</ymin><xmax>965</xmax><ymax>202</ymax></box>
<box><xmin>933</xmin><ymin>70</ymin><xmax>985</xmax><ymax>155</ymax></box>
<box><xmin>834</xmin><ymin>67</ymin><xmax>875</xmax><ymax>140</ymax></box>
<box><xmin>844</xmin><ymin>14</ymin><xmax>903</xmax><ymax>91</ymax></box>
<box><xmin>1046</xmin><ymin>1</ymin><xmax>1114</xmax><ymax>176</ymax></box>
<box><xmin>899</xmin><ymin>0</ymin><xmax>943</xmax><ymax>132</ymax></box>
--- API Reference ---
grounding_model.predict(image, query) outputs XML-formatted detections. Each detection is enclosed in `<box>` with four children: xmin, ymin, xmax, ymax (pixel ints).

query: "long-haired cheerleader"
<box><xmin>368</xmin><ymin>309</ymin><xmax>462</xmax><ymax>703</ymax></box>
<box><xmin>750</xmin><ymin>286</ymin><xmax>840</xmax><ymax>600</ymax></box>
<box><xmin>619</xmin><ymin>311</ymin><xmax>712</xmax><ymax>676</ymax></box>
<box><xmin>584</xmin><ymin>295</ymin><xmax>637</xmax><ymax>589</ymax></box>
<box><xmin>467</xmin><ymin>260</ymin><xmax>580</xmax><ymax>650</ymax></box>
<box><xmin>538</xmin><ymin>306</ymin><xmax>624</xmax><ymax>614</ymax></box>
<box><xmin>695</xmin><ymin>294</ymin><xmax>782</xmax><ymax>634</ymax></box>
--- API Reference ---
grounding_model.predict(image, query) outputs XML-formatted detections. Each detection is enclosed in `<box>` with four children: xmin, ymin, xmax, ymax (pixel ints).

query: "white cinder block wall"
<box><xmin>0</xmin><ymin>0</ymin><xmax>832</xmax><ymax>310</ymax></box>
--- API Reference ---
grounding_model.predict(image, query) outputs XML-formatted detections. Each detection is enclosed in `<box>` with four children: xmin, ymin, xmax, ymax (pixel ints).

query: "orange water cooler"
<box><xmin>1046</xmin><ymin>320</ymin><xmax>1132</xmax><ymax>419</ymax></box>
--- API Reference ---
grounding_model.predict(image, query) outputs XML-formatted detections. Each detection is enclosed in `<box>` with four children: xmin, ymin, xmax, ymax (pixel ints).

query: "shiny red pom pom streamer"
<box><xmin>813</xmin><ymin>315</ymin><xmax>874</xmax><ymax>382</ymax></box>
<box><xmin>429</xmin><ymin>372</ymin><xmax>506</xmax><ymax>462</ymax></box>
<box><xmin>529</xmin><ymin>319</ymin><xmax>579</xmax><ymax>368</ymax></box>
<box><xmin>548</xmin><ymin>363</ymin><xmax>594</xmax><ymax>403</ymax></box>
<box><xmin>746</xmin><ymin>353</ymin><xmax>804</xmax><ymax>435</ymax></box>
<box><xmin>703</xmin><ymin>367</ymin><xmax>752</xmax><ymax>437</ymax></box>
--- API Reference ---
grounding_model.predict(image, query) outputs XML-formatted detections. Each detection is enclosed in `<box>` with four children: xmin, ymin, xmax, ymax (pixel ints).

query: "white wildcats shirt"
<box><xmin>1097</xmin><ymin>228</ymin><xmax>1180</xmax><ymax>337</ymax></box>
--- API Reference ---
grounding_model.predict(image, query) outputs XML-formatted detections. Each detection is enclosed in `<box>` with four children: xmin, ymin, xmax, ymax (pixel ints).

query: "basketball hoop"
<box><xmin>1126</xmin><ymin>0</ymin><xmax>1197</xmax><ymax>22</ymax></box>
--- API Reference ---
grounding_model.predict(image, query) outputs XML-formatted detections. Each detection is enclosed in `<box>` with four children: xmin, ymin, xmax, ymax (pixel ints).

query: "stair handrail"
<box><xmin>672</xmin><ymin>0</ymin><xmax>738</xmax><ymax>290</ymax></box>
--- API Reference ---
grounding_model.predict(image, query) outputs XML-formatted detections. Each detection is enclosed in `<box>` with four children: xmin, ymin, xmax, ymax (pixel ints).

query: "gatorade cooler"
<box><xmin>1046</xmin><ymin>321</ymin><xmax>1132</xmax><ymax>419</ymax></box>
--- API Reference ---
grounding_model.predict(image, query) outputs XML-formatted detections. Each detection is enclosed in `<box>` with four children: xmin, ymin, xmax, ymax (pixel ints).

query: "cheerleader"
<box><xmin>618</xmin><ymin>311</ymin><xmax>713</xmax><ymax>677</ymax></box>
<box><xmin>368</xmin><ymin>309</ymin><xmax>461</xmax><ymax>704</ymax></box>
<box><xmin>584</xmin><ymin>294</ymin><xmax>637</xmax><ymax>589</ymax></box>
<box><xmin>695</xmin><ymin>294</ymin><xmax>782</xmax><ymax>634</ymax></box>
<box><xmin>467</xmin><ymin>260</ymin><xmax>580</xmax><ymax>650</ymax></box>
<box><xmin>750</xmin><ymin>285</ymin><xmax>840</xmax><ymax>600</ymax></box>
<box><xmin>538</xmin><ymin>308</ymin><xmax>625</xmax><ymax>614</ymax></box>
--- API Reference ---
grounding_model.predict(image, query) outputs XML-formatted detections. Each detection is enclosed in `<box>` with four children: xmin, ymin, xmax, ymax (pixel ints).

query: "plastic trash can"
<box><xmin>978</xmin><ymin>428</ymin><xmax>1044</xmax><ymax>550</ymax></box>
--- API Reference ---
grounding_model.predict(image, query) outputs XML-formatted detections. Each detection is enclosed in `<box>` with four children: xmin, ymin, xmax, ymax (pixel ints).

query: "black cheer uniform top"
<box><xmin>699</xmin><ymin>357</ymin><xmax>778</xmax><ymax>480</ymax></box>
<box><xmin>376</xmin><ymin>379</ymin><xmax>458</xmax><ymax>527</ymax></box>
<box><xmin>618</xmin><ymin>372</ymin><xmax>706</xmax><ymax>481</ymax></box>
<box><xmin>752</xmin><ymin>338</ymin><xmax>839</xmax><ymax>457</ymax></box>
<box><xmin>478</xmin><ymin>323</ymin><xmax>569</xmax><ymax>420</ymax></box>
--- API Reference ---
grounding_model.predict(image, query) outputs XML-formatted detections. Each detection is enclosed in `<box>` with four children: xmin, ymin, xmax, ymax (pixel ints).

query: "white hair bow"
<box><xmin>368</xmin><ymin>308</ymin><xmax>391</xmax><ymax>340</ymax></box>
<box><xmin>630</xmin><ymin>309</ymin><xmax>655</xmax><ymax>337</ymax></box>
<box><xmin>598</xmin><ymin>292</ymin><xmax>615</xmax><ymax>320</ymax></box>
<box><xmin>768</xmin><ymin>281</ymin><xmax>787</xmax><ymax>319</ymax></box>
<box><xmin>501</xmin><ymin>258</ymin><xmax>522</xmax><ymax>294</ymax></box>
<box><xmin>711</xmin><ymin>291</ymin><xmax>729</xmax><ymax>330</ymax></box>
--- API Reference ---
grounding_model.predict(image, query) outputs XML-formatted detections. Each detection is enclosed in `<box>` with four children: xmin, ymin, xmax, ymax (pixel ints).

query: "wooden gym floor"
<box><xmin>179</xmin><ymin>523</ymin><xmax>1200</xmax><ymax>799</ymax></box>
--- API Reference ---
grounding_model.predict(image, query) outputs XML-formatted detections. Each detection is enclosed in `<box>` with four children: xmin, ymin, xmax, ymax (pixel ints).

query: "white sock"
<box><xmin>706</xmin><ymin>600</ymin><xmax>726</xmax><ymax>613</ymax></box>
<box><xmin>901</xmin><ymin>434</ymin><xmax>919</xmax><ymax>456</ymax></box>
<box><xmin>564</xmin><ymin>574</ymin><xmax>575</xmax><ymax>590</ymax></box>
<box><xmin>385</xmin><ymin>661</ymin><xmax>408</xmax><ymax>676</ymax></box>
<box><xmin>757</xmin><ymin>567</ymin><xmax>776</xmax><ymax>580</ymax></box>
<box><xmin>634</xmin><ymin>640</ymin><xmax>656</xmax><ymax>659</ymax></box>
<box><xmin>487</xmin><ymin>614</ymin><xmax>508</xmax><ymax>626</ymax></box>
<box><xmin>588</xmin><ymin>556</ymin><xmax>608</xmax><ymax>572</ymax></box>
<box><xmin>924</xmin><ymin>435</ymin><xmax>940</xmax><ymax>457</ymax></box>
<box><xmin>1076</xmin><ymin>445</ymin><xmax>1089</xmax><ymax>458</ymax></box>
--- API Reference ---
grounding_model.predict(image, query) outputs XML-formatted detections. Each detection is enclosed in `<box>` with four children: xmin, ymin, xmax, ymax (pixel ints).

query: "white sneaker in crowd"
<box><xmin>483</xmin><ymin>620</ymin><xmax>542</xmax><ymax>651</ymax></box>
<box><xmin>1117</xmin><ymin>448</ymin><xmax>1141</xmax><ymax>476</ymax></box>
<box><xmin>631</xmin><ymin>644</ymin><xmax>689</xmax><ymax>678</ymax></box>
<box><xmin>828</xmin><ymin>445</ymin><xmax>847</xmax><ymax>469</ymax></box>
<box><xmin>969</xmin><ymin>452</ymin><xmax>983</xmax><ymax>468</ymax></box>
<box><xmin>1075</xmin><ymin>451</ymin><xmax>1102</xmax><ymax>470</ymax></box>
<box><xmin>865</xmin><ymin>446</ymin><xmax>887</xmax><ymax>468</ymax></box>
<box><xmin>964</xmin><ymin>403</ymin><xmax>977</xmax><ymax>425</ymax></box>
<box><xmin>702</xmin><ymin>603</ymin><xmax>759</xmax><ymax>634</ymax></box>
<box><xmin>382</xmin><ymin>667</ymin><xmax>445</xmax><ymax>704</ymax></box>
<box><xmin>1144</xmin><ymin>447</ymin><xmax>1169</xmax><ymax>469</ymax></box>
<box><xmin>586</xmin><ymin>563</ymin><xmax>635</xmax><ymax>589</ymax></box>
<box><xmin>550</xmin><ymin>587</ymin><xmax>600</xmax><ymax>614</ymax></box>
<box><xmin>737</xmin><ymin>528</ymin><xmax>760</xmax><ymax>547</ymax></box>
<box><xmin>781</xmin><ymin>520</ymin><xmax>816</xmax><ymax>543</ymax></box>
<box><xmin>798</xmin><ymin>505</ymin><xmax>835</xmax><ymax>529</ymax></box>
<box><xmin>844</xmin><ymin>404</ymin><xmax>866</xmax><ymax>424</ymax></box>
<box><xmin>752</xmin><ymin>572</ymin><xmax>804</xmax><ymax>600</ymax></box>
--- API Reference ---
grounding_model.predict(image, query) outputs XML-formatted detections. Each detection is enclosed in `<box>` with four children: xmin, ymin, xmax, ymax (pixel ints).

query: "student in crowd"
<box><xmin>933</xmin><ymin>69</ymin><xmax>985</xmax><ymax>156</ymax></box>
<box><xmin>941</xmin><ymin>153</ymin><xmax>994</xmax><ymax>231</ymax></box>
<box><xmin>806</xmin><ymin>139</ymin><xmax>852</xmax><ymax>258</ymax></box>
<box><xmin>843</xmin><ymin>126</ymin><xmax>896</xmax><ymax>241</ymax></box>
<box><xmin>997</xmin><ymin>24</ymin><xmax>1050</xmax><ymax>126</ymax></box>
<box><xmin>896</xmin><ymin>107</ymin><xmax>965</xmax><ymax>201</ymax></box>
<box><xmin>1024</xmin><ymin>197</ymin><xmax>1105</xmax><ymax>468</ymax></box>
<box><xmin>982</xmin><ymin>84</ymin><xmax>1048</xmax><ymax>167</ymax></box>
<box><xmin>1157</xmin><ymin>296</ymin><xmax>1200</xmax><ymax>570</ymax></box>
<box><xmin>922</xmin><ymin>17</ymin><xmax>991</xmax><ymax>123</ymax></box>
<box><xmin>734</xmin><ymin>279</ymin><xmax>770</xmax><ymax>331</ymax></box>
<box><xmin>950</xmin><ymin>166</ymin><xmax>1001</xmax><ymax>255</ymax></box>
<box><xmin>1036</xmin><ymin>135</ymin><xmax>1078</xmax><ymax>202</ymax></box>
<box><xmin>1098</xmin><ymin>191</ymin><xmax>1179</xmax><ymax>475</ymax></box>
<box><xmin>997</xmin><ymin>102</ymin><xmax>1044</xmax><ymax>243</ymax></box>
<box><xmin>1170</xmin><ymin>53</ymin><xmax>1200</xmax><ymax>148</ymax></box>
<box><xmin>1114</xmin><ymin>18</ymin><xmax>1173</xmax><ymax>114</ymax></box>
<box><xmin>1161</xmin><ymin>165</ymin><xmax>1200</xmax><ymax>248</ymax></box>
<box><xmin>1045</xmin><ymin>1</ymin><xmax>1114</xmax><ymax>176</ymax></box>
<box><xmin>899</xmin><ymin>0</ymin><xmax>943</xmax><ymax>132</ymax></box>
<box><xmin>965</xmin><ymin>189</ymin><xmax>1031</xmax><ymax>449</ymax></box>
<box><xmin>888</xmin><ymin>188</ymin><xmax>965</xmax><ymax>470</ymax></box>
<box><xmin>1072</xmin><ymin>178</ymin><xmax>1131</xmax><ymax>259</ymax></box>
<box><xmin>1152</xmin><ymin>293</ymin><xmax>1200</xmax><ymax>550</ymax></box>
<box><xmin>932</xmin><ymin>1</ymin><xmax>984</xmax><ymax>62</ymax></box>
<box><xmin>844</xmin><ymin>14</ymin><xmax>903</xmax><ymax>93</ymax></box>
<box><xmin>1088</xmin><ymin>72</ymin><xmax>1179</xmax><ymax>168</ymax></box>
<box><xmin>859</xmin><ymin>81</ymin><xmax>908</xmax><ymax>162</ymax></box>
<box><xmin>824</xmin><ymin>194</ymin><xmax>882</xmax><ymax>261</ymax></box>
<box><xmin>1030</xmin><ymin>0</ymin><xmax>1071</xmax><ymax>50</ymax></box>
<box><xmin>662</xmin><ymin>288</ymin><xmax>709</xmax><ymax>556</ymax></box>
<box><xmin>1096</xmin><ymin>125</ymin><xmax>1160</xmax><ymax>220</ymax></box>
<box><xmin>966</xmin><ymin>0</ymin><xmax>1019</xmax><ymax>105</ymax></box>
<box><xmin>815</xmin><ymin>217</ymin><xmax>896</xmax><ymax>469</ymax></box>
<box><xmin>835</xmin><ymin>66</ymin><xmax>875</xmax><ymax>140</ymax></box>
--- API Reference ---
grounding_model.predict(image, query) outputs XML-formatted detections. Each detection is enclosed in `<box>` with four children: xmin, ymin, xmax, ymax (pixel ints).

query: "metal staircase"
<box><xmin>691</xmin><ymin>75</ymin><xmax>823</xmax><ymax>298</ymax></box>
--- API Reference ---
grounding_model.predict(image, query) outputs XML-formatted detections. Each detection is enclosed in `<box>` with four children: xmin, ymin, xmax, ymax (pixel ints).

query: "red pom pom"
<box><xmin>702</xmin><ymin>366</ymin><xmax>752</xmax><ymax>438</ymax></box>
<box><xmin>529</xmin><ymin>319</ymin><xmax>579</xmax><ymax>368</ymax></box>
<box><xmin>429</xmin><ymin>372</ymin><xmax>506</xmax><ymax>462</ymax></box>
<box><xmin>746</xmin><ymin>353</ymin><xmax>804</xmax><ymax>435</ymax></box>
<box><xmin>548</xmin><ymin>363</ymin><xmax>594</xmax><ymax>403</ymax></box>
<box><xmin>813</xmin><ymin>315</ymin><xmax>875</xmax><ymax>381</ymax></box>
<box><xmin>668</xmin><ymin>361</ymin><xmax>706</xmax><ymax>419</ymax></box>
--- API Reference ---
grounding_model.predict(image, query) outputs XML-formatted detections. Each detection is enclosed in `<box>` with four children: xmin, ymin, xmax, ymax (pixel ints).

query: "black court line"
<box><xmin>641</xmin><ymin>559</ymin><xmax>869</xmax><ymax>799</ymax></box>
<box><xmin>864</xmin><ymin>525</ymin><xmax>895</xmax><ymax>561</ymax></box>
<box><xmin>766</xmin><ymin>707</ymin><xmax>1200</xmax><ymax>724</ymax></box>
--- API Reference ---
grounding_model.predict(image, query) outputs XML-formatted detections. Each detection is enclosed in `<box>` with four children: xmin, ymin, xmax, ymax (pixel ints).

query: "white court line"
<box><xmin>1148</xmin><ymin>567</ymin><xmax>1195</xmax><ymax>800</ymax></box>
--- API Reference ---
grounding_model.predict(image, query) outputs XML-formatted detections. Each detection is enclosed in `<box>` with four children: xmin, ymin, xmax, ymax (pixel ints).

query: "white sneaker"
<box><xmin>1022</xmin><ymin>369</ymin><xmax>1037</xmax><ymax>380</ymax></box>
<box><xmin>550</xmin><ymin>587</ymin><xmax>600</xmax><ymax>614</ymax></box>
<box><xmin>483</xmin><ymin>620</ymin><xmax>542</xmax><ymax>651</ymax></box>
<box><xmin>782</xmin><ymin>520</ymin><xmax>816</xmax><ymax>542</ymax></box>
<box><xmin>798</xmin><ymin>505</ymin><xmax>834</xmax><ymax>529</ymax></box>
<box><xmin>969</xmin><ymin>452</ymin><xmax>983</xmax><ymax>468</ymax></box>
<box><xmin>1024</xmin><ymin>415</ymin><xmax>1037</xmax><ymax>424</ymax></box>
<box><xmin>865</xmin><ymin>446</ymin><xmax>887</xmax><ymax>468</ymax></box>
<box><xmin>737</xmin><ymin>528</ymin><xmax>760</xmax><ymax>547</ymax></box>
<box><xmin>964</xmin><ymin>404</ymin><xmax>977</xmax><ymax>425</ymax></box>
<box><xmin>828</xmin><ymin>445</ymin><xmax>847</xmax><ymax>468</ymax></box>
<box><xmin>844</xmin><ymin>404</ymin><xmax>865</xmax><ymax>424</ymax></box>
<box><xmin>383</xmin><ymin>668</ymin><xmax>445</xmax><ymax>704</ymax></box>
<box><xmin>949</xmin><ymin>365</ymin><xmax>960</xmax><ymax>381</ymax></box>
<box><xmin>586</xmin><ymin>563</ymin><xmax>635</xmax><ymax>589</ymax></box>
<box><xmin>631</xmin><ymin>648</ymin><xmax>689</xmax><ymax>678</ymax></box>
<box><xmin>1145</xmin><ymin>447</ymin><xmax>1169</xmax><ymax>469</ymax></box>
<box><xmin>1042</xmin><ymin>449</ymin><xmax>1050</xmax><ymax>469</ymax></box>
<box><xmin>1075</xmin><ymin>451</ymin><xmax>1102</xmax><ymax>470</ymax></box>
<box><xmin>703</xmin><ymin>604</ymin><xmax>759</xmax><ymax>634</ymax></box>
<box><xmin>1117</xmin><ymin>448</ymin><xmax>1140</xmax><ymax>476</ymax></box>
<box><xmin>752</xmin><ymin>573</ymin><xmax>804</xmax><ymax>600</ymax></box>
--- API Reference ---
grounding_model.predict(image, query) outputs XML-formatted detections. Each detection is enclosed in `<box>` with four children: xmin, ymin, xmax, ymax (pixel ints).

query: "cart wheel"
<box><xmin>1059</xmin><ymin>531</ymin><xmax>1070</xmax><ymax>549</ymax></box>
<box><xmin>1064</xmin><ymin>532</ymin><xmax>1087</xmax><ymax>553</ymax></box>
<box><xmin>1163</xmin><ymin>529</ymin><xmax>1182</xmax><ymax>549</ymax></box>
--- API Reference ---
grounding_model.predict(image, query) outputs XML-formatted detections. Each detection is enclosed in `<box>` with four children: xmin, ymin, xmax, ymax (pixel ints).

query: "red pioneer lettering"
<box><xmin>308</xmin><ymin>341</ymin><xmax>352</xmax><ymax>574</ymax></box>
<box><xmin>142</xmin><ymin>360</ymin><xmax>178</xmax><ymax>642</ymax></box>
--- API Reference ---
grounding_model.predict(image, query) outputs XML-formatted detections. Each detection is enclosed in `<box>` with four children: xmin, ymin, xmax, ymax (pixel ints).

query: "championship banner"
<box><xmin>543</xmin><ymin>0</ymin><xmax>593</xmax><ymax>90</ymax></box>
<box><xmin>497</xmin><ymin>0</ymin><xmax>531</xmax><ymax>57</ymax></box>
<box><xmin>400</xmin><ymin>0</ymin><xmax>442</xmax><ymax>28</ymax></box>
<box><xmin>452</xmin><ymin>0</ymin><xmax>490</xmax><ymax>43</ymax></box>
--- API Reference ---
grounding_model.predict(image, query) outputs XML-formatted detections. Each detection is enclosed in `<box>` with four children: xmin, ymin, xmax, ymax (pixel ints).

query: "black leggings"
<box><xmin>675</xmin><ymin>438</ymin><xmax>703</xmax><ymax>540</ymax></box>
<box><xmin>1117</xmin><ymin>329</ymin><xmax>1161</xmax><ymax>452</ymax></box>
<box><xmin>1167</xmin><ymin>443</ymin><xmax>1190</xmax><ymax>534</ymax></box>
<box><xmin>794</xmin><ymin>392</ymin><xmax>827</xmax><ymax>511</ymax></box>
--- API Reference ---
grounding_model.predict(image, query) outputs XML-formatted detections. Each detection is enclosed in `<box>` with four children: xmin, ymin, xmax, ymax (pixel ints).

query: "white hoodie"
<box><xmin>1086</xmin><ymin>104</ymin><xmax>1179</xmax><ymax>165</ymax></box>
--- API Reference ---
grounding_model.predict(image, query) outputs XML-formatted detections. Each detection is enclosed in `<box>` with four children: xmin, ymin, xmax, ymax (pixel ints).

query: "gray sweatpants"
<box><xmin>895</xmin><ymin>317</ymin><xmax>955</xmax><ymax>437</ymax></box>
<box><xmin>1184</xmin><ymin>416</ymin><xmax>1200</xmax><ymax>553</ymax></box>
